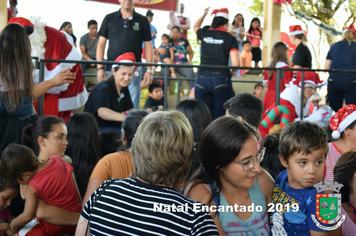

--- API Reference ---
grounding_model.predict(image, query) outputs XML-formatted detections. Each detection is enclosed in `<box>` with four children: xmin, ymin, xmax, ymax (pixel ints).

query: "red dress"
<box><xmin>22</xmin><ymin>156</ymin><xmax>81</xmax><ymax>236</ymax></box>
<box><xmin>262</xmin><ymin>62</ymin><xmax>293</xmax><ymax>115</ymax></box>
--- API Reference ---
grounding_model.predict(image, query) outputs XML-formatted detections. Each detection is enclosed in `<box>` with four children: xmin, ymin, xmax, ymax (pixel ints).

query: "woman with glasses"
<box><xmin>183</xmin><ymin>116</ymin><xmax>274</xmax><ymax>235</ymax></box>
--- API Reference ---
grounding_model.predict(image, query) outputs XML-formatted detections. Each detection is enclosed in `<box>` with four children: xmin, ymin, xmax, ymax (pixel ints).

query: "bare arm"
<box><xmin>36</xmin><ymin>199</ymin><xmax>80</xmax><ymax>226</ymax></box>
<box><xmin>33</xmin><ymin>68</ymin><xmax>76</xmax><ymax>98</ymax></box>
<box><xmin>97</xmin><ymin>107</ymin><xmax>126</xmax><ymax>122</ymax></box>
<box><xmin>75</xmin><ymin>216</ymin><xmax>91</xmax><ymax>236</ymax></box>
<box><xmin>179</xmin><ymin>17</ymin><xmax>191</xmax><ymax>31</ymax></box>
<box><xmin>169</xmin><ymin>47</ymin><xmax>175</xmax><ymax>62</ymax></box>
<box><xmin>186</xmin><ymin>45</ymin><xmax>194</xmax><ymax>65</ymax></box>
<box><xmin>82</xmin><ymin>179</ymin><xmax>104</xmax><ymax>208</ymax></box>
<box><xmin>324</xmin><ymin>59</ymin><xmax>331</xmax><ymax>70</ymax></box>
<box><xmin>185</xmin><ymin>183</ymin><xmax>225</xmax><ymax>236</ymax></box>
<box><xmin>142</xmin><ymin>41</ymin><xmax>154</xmax><ymax>89</ymax></box>
<box><xmin>80</xmin><ymin>46</ymin><xmax>94</xmax><ymax>62</ymax></box>
<box><xmin>230</xmin><ymin>50</ymin><xmax>240</xmax><ymax>76</ymax></box>
<box><xmin>257</xmin><ymin>168</ymin><xmax>275</xmax><ymax>204</ymax></box>
<box><xmin>10</xmin><ymin>185</ymin><xmax>37</xmax><ymax>232</ymax></box>
<box><xmin>96</xmin><ymin>36</ymin><xmax>107</xmax><ymax>82</ymax></box>
<box><xmin>193</xmin><ymin>8</ymin><xmax>209</xmax><ymax>34</ymax></box>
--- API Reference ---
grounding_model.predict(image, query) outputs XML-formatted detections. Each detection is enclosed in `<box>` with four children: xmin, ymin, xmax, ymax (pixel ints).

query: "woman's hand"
<box><xmin>204</xmin><ymin>7</ymin><xmax>210</xmax><ymax>15</ymax></box>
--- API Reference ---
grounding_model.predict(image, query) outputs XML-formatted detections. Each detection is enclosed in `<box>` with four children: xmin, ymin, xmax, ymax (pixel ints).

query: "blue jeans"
<box><xmin>128</xmin><ymin>66</ymin><xmax>143</xmax><ymax>109</ymax></box>
<box><xmin>195</xmin><ymin>72</ymin><xmax>233</xmax><ymax>119</ymax></box>
<box><xmin>327</xmin><ymin>74</ymin><xmax>356</xmax><ymax>112</ymax></box>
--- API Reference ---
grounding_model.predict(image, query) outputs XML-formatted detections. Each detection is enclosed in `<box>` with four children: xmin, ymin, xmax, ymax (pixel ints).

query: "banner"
<box><xmin>86</xmin><ymin>0</ymin><xmax>179</xmax><ymax>12</ymax></box>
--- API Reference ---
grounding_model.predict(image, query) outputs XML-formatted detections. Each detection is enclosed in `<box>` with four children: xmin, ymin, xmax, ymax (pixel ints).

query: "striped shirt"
<box><xmin>82</xmin><ymin>178</ymin><xmax>219</xmax><ymax>236</ymax></box>
<box><xmin>324</xmin><ymin>142</ymin><xmax>342</xmax><ymax>182</ymax></box>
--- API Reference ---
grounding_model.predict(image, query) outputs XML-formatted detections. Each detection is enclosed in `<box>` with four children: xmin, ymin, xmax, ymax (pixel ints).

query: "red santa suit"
<box><xmin>9</xmin><ymin>17</ymin><xmax>87</xmax><ymax>123</ymax></box>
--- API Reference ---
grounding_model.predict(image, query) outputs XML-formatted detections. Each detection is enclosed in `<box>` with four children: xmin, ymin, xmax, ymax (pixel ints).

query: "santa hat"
<box><xmin>210</xmin><ymin>8</ymin><xmax>229</xmax><ymax>20</ymax></box>
<box><xmin>8</xmin><ymin>17</ymin><xmax>34</xmax><ymax>35</ymax></box>
<box><xmin>289</xmin><ymin>25</ymin><xmax>304</xmax><ymax>36</ymax></box>
<box><xmin>330</xmin><ymin>105</ymin><xmax>356</xmax><ymax>139</ymax></box>
<box><xmin>343</xmin><ymin>23</ymin><xmax>356</xmax><ymax>36</ymax></box>
<box><xmin>112</xmin><ymin>52</ymin><xmax>139</xmax><ymax>77</ymax></box>
<box><xmin>293</xmin><ymin>71</ymin><xmax>326</xmax><ymax>88</ymax></box>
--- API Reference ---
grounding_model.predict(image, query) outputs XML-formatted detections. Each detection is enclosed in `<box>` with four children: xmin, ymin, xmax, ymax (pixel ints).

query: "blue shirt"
<box><xmin>326</xmin><ymin>40</ymin><xmax>356</xmax><ymax>77</ymax></box>
<box><xmin>271</xmin><ymin>170</ymin><xmax>330</xmax><ymax>235</ymax></box>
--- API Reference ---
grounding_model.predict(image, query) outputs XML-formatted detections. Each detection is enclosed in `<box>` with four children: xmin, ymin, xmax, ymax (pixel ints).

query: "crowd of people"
<box><xmin>2</xmin><ymin>0</ymin><xmax>356</xmax><ymax>235</ymax></box>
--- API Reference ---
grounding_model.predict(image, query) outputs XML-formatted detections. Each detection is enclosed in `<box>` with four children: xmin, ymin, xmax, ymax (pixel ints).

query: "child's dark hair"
<box><xmin>242</xmin><ymin>40</ymin><xmax>251</xmax><ymax>47</ymax></box>
<box><xmin>248</xmin><ymin>17</ymin><xmax>262</xmax><ymax>38</ymax></box>
<box><xmin>334</xmin><ymin>151</ymin><xmax>356</xmax><ymax>203</ymax></box>
<box><xmin>1</xmin><ymin>143</ymin><xmax>39</xmax><ymax>180</ymax></box>
<box><xmin>99</xmin><ymin>130</ymin><xmax>123</xmax><ymax>156</ymax></box>
<box><xmin>122</xmin><ymin>110</ymin><xmax>149</xmax><ymax>148</ymax></box>
<box><xmin>161</xmin><ymin>33</ymin><xmax>172</xmax><ymax>43</ymax></box>
<box><xmin>279</xmin><ymin>121</ymin><xmax>329</xmax><ymax>163</ymax></box>
<box><xmin>223</xmin><ymin>93</ymin><xmax>263</xmax><ymax>128</ymax></box>
<box><xmin>254</xmin><ymin>83</ymin><xmax>264</xmax><ymax>90</ymax></box>
<box><xmin>0</xmin><ymin>175</ymin><xmax>19</xmax><ymax>192</ymax></box>
<box><xmin>87</xmin><ymin>20</ymin><xmax>97</xmax><ymax>27</ymax></box>
<box><xmin>21</xmin><ymin>115</ymin><xmax>64</xmax><ymax>156</ymax></box>
<box><xmin>149</xmin><ymin>82</ymin><xmax>162</xmax><ymax>93</ymax></box>
<box><xmin>261</xmin><ymin>132</ymin><xmax>285</xmax><ymax>180</ymax></box>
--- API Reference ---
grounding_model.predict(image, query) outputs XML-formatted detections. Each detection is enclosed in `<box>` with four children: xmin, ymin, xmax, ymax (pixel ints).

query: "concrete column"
<box><xmin>262</xmin><ymin>0</ymin><xmax>281</xmax><ymax>67</ymax></box>
<box><xmin>0</xmin><ymin>0</ymin><xmax>7</xmax><ymax>31</ymax></box>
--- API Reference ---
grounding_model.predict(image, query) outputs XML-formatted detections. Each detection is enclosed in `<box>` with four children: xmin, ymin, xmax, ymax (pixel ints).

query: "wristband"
<box><xmin>97</xmin><ymin>67</ymin><xmax>104</xmax><ymax>71</ymax></box>
<box><xmin>146</xmin><ymin>69</ymin><xmax>154</xmax><ymax>74</ymax></box>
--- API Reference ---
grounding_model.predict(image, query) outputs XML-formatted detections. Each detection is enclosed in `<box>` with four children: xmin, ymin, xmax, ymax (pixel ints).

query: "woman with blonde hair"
<box><xmin>76</xmin><ymin>111</ymin><xmax>219</xmax><ymax>235</ymax></box>
<box><xmin>325</xmin><ymin>25</ymin><xmax>356</xmax><ymax>111</ymax></box>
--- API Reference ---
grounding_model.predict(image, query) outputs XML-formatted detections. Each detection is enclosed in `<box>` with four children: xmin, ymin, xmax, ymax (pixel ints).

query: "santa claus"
<box><xmin>8</xmin><ymin>16</ymin><xmax>87</xmax><ymax>123</ymax></box>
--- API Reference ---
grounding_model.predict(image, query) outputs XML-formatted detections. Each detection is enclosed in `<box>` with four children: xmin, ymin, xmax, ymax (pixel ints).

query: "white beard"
<box><xmin>28</xmin><ymin>16</ymin><xmax>47</xmax><ymax>59</ymax></box>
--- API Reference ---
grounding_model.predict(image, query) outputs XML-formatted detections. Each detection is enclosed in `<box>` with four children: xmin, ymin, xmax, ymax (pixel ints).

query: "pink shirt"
<box><xmin>0</xmin><ymin>209</ymin><xmax>10</xmax><ymax>222</ymax></box>
<box><xmin>247</xmin><ymin>29</ymin><xmax>261</xmax><ymax>46</ymax></box>
<box><xmin>324</xmin><ymin>142</ymin><xmax>342</xmax><ymax>182</ymax></box>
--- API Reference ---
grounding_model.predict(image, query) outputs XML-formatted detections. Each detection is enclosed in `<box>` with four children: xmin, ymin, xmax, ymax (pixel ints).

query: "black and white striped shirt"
<box><xmin>82</xmin><ymin>178</ymin><xmax>219</xmax><ymax>235</ymax></box>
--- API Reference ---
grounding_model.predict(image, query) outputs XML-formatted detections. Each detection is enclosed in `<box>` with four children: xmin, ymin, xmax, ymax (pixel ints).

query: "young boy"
<box><xmin>270</xmin><ymin>121</ymin><xmax>332</xmax><ymax>235</ymax></box>
<box><xmin>145</xmin><ymin>82</ymin><xmax>164</xmax><ymax>112</ymax></box>
<box><xmin>0</xmin><ymin>143</ymin><xmax>81</xmax><ymax>235</ymax></box>
<box><xmin>240</xmin><ymin>40</ymin><xmax>252</xmax><ymax>75</ymax></box>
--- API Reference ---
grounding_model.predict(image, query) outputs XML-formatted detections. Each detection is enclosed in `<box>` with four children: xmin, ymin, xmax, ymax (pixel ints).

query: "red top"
<box><xmin>29</xmin><ymin>156</ymin><xmax>81</xmax><ymax>212</ymax></box>
<box><xmin>179</xmin><ymin>16</ymin><xmax>188</xmax><ymax>40</ymax></box>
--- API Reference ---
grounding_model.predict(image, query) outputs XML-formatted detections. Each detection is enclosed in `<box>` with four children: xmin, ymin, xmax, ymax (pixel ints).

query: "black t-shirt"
<box><xmin>144</xmin><ymin>97</ymin><xmax>164</xmax><ymax>111</ymax></box>
<box><xmin>84</xmin><ymin>78</ymin><xmax>133</xmax><ymax>128</ymax></box>
<box><xmin>197</xmin><ymin>27</ymin><xmax>238</xmax><ymax>75</ymax></box>
<box><xmin>292</xmin><ymin>43</ymin><xmax>312</xmax><ymax>68</ymax></box>
<box><xmin>98</xmin><ymin>9</ymin><xmax>152</xmax><ymax>62</ymax></box>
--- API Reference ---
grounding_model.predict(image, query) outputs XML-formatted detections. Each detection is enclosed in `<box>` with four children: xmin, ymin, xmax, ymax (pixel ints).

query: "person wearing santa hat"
<box><xmin>84</xmin><ymin>52</ymin><xmax>136</xmax><ymax>133</ymax></box>
<box><xmin>324</xmin><ymin>24</ymin><xmax>356</xmax><ymax>112</ymax></box>
<box><xmin>289</xmin><ymin>25</ymin><xmax>312</xmax><ymax>72</ymax></box>
<box><xmin>8</xmin><ymin>16</ymin><xmax>88</xmax><ymax>123</ymax></box>
<box><xmin>324</xmin><ymin>104</ymin><xmax>356</xmax><ymax>182</ymax></box>
<box><xmin>280</xmin><ymin>71</ymin><xmax>326</xmax><ymax>122</ymax></box>
<box><xmin>194</xmin><ymin>7</ymin><xmax>240</xmax><ymax>119</ymax></box>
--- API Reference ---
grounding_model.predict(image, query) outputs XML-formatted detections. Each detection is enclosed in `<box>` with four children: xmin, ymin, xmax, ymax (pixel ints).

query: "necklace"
<box><xmin>38</xmin><ymin>156</ymin><xmax>47</xmax><ymax>163</ymax></box>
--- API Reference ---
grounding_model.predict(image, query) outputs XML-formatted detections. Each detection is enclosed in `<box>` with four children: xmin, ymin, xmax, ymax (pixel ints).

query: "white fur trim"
<box><xmin>111</xmin><ymin>60</ymin><xmax>134</xmax><ymax>69</ymax></box>
<box><xmin>289</xmin><ymin>30</ymin><xmax>304</xmax><ymax>36</ymax></box>
<box><xmin>58</xmin><ymin>88</ymin><xmax>88</xmax><ymax>111</ymax></box>
<box><xmin>275</xmin><ymin>61</ymin><xmax>289</xmax><ymax>68</ymax></box>
<box><xmin>280</xmin><ymin>86</ymin><xmax>310</xmax><ymax>119</ymax></box>
<box><xmin>337</xmin><ymin>111</ymin><xmax>356</xmax><ymax>134</ymax></box>
<box><xmin>214</xmin><ymin>12</ymin><xmax>229</xmax><ymax>20</ymax></box>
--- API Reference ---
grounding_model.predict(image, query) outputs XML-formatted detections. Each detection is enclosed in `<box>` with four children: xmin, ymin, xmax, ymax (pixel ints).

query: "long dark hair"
<box><xmin>21</xmin><ymin>115</ymin><xmax>64</xmax><ymax>156</ymax></box>
<box><xmin>232</xmin><ymin>13</ymin><xmax>244</xmax><ymax>28</ymax></box>
<box><xmin>122</xmin><ymin>110</ymin><xmax>149</xmax><ymax>149</ymax></box>
<box><xmin>184</xmin><ymin>117</ymin><xmax>256</xmax><ymax>207</ymax></box>
<box><xmin>59</xmin><ymin>21</ymin><xmax>71</xmax><ymax>30</ymax></box>
<box><xmin>177</xmin><ymin>99</ymin><xmax>212</xmax><ymax>177</ymax></box>
<box><xmin>66</xmin><ymin>112</ymin><xmax>102</xmax><ymax>198</ymax></box>
<box><xmin>334</xmin><ymin>151</ymin><xmax>356</xmax><ymax>203</ymax></box>
<box><xmin>0</xmin><ymin>23</ymin><xmax>33</xmax><ymax>110</ymax></box>
<box><xmin>248</xmin><ymin>17</ymin><xmax>262</xmax><ymax>38</ymax></box>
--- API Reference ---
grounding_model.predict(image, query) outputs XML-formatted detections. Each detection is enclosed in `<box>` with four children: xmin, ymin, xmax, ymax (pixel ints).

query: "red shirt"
<box><xmin>29</xmin><ymin>156</ymin><xmax>81</xmax><ymax>212</ymax></box>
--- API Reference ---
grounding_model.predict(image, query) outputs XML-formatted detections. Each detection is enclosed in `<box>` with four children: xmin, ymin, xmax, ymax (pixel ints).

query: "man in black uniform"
<box><xmin>96</xmin><ymin>0</ymin><xmax>153</xmax><ymax>109</ymax></box>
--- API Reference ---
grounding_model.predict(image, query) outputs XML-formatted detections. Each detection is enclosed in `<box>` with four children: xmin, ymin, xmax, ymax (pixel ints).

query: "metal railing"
<box><xmin>34</xmin><ymin>58</ymin><xmax>356</xmax><ymax>121</ymax></box>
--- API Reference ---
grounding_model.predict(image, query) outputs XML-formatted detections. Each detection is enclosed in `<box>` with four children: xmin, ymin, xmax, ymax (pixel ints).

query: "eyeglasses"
<box><xmin>234</xmin><ymin>147</ymin><xmax>266</xmax><ymax>172</ymax></box>
<box><xmin>123</xmin><ymin>19</ymin><xmax>129</xmax><ymax>28</ymax></box>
